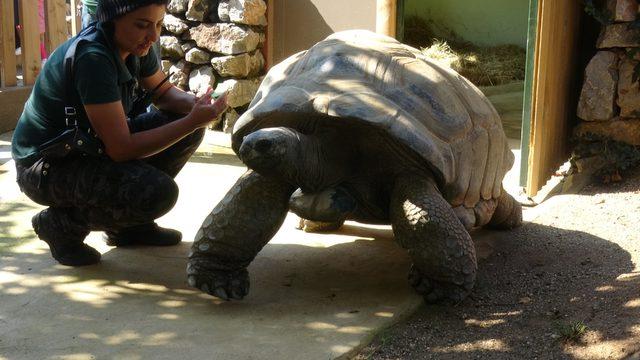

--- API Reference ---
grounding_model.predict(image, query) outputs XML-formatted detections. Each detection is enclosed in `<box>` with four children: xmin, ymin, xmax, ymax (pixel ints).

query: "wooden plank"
<box><xmin>0</xmin><ymin>0</ymin><xmax>17</xmax><ymax>87</ymax></box>
<box><xmin>70</xmin><ymin>0</ymin><xmax>81</xmax><ymax>36</ymax></box>
<box><xmin>265</xmin><ymin>0</ymin><xmax>274</xmax><ymax>69</ymax></box>
<box><xmin>45</xmin><ymin>0</ymin><xmax>68</xmax><ymax>52</ymax></box>
<box><xmin>376</xmin><ymin>0</ymin><xmax>397</xmax><ymax>37</ymax></box>
<box><xmin>19</xmin><ymin>0</ymin><xmax>42</xmax><ymax>85</ymax></box>
<box><xmin>526</xmin><ymin>0</ymin><xmax>582</xmax><ymax>195</ymax></box>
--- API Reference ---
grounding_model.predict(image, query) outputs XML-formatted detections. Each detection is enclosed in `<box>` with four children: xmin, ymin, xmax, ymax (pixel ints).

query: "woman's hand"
<box><xmin>186</xmin><ymin>89</ymin><xmax>229</xmax><ymax>129</ymax></box>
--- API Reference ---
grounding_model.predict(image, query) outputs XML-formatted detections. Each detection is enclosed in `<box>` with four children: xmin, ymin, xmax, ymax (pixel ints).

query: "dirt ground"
<box><xmin>354</xmin><ymin>168</ymin><xmax>640</xmax><ymax>360</ymax></box>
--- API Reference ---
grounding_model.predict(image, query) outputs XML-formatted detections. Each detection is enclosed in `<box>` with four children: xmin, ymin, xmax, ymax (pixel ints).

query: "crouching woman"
<box><xmin>11</xmin><ymin>0</ymin><xmax>228</xmax><ymax>266</ymax></box>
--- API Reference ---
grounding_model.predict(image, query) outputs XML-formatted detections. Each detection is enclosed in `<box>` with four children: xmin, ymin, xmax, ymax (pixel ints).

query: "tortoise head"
<box><xmin>238</xmin><ymin>127</ymin><xmax>301</xmax><ymax>179</ymax></box>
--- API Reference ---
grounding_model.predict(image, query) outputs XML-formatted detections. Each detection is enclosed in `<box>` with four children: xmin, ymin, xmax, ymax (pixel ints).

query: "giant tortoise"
<box><xmin>187</xmin><ymin>30</ymin><xmax>522</xmax><ymax>303</ymax></box>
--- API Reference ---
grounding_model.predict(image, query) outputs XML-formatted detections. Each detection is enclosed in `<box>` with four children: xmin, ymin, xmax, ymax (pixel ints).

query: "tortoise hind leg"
<box><xmin>390</xmin><ymin>175</ymin><xmax>476</xmax><ymax>303</ymax></box>
<box><xmin>188</xmin><ymin>170</ymin><xmax>295</xmax><ymax>300</ymax></box>
<box><xmin>486</xmin><ymin>188</ymin><xmax>523</xmax><ymax>230</ymax></box>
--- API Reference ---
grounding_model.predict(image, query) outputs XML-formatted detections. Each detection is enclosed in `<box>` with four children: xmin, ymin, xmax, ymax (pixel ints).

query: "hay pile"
<box><xmin>404</xmin><ymin>16</ymin><xmax>526</xmax><ymax>86</ymax></box>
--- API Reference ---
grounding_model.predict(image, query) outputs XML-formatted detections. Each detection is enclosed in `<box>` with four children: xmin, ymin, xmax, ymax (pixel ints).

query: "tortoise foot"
<box><xmin>408</xmin><ymin>265</ymin><xmax>471</xmax><ymax>304</ymax></box>
<box><xmin>187</xmin><ymin>261</ymin><xmax>249</xmax><ymax>300</ymax></box>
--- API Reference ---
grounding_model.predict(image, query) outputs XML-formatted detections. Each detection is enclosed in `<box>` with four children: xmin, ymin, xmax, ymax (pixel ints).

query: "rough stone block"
<box><xmin>160</xmin><ymin>36</ymin><xmax>185</xmax><ymax>59</ymax></box>
<box><xmin>228</xmin><ymin>0</ymin><xmax>267</xmax><ymax>26</ymax></box>
<box><xmin>577</xmin><ymin>51</ymin><xmax>619</xmax><ymax>121</ymax></box>
<box><xmin>607</xmin><ymin>0</ymin><xmax>638</xmax><ymax>22</ymax></box>
<box><xmin>163</xmin><ymin>14</ymin><xmax>189</xmax><ymax>35</ymax></box>
<box><xmin>617</xmin><ymin>56</ymin><xmax>640</xmax><ymax>117</ymax></box>
<box><xmin>215</xmin><ymin>78</ymin><xmax>262</xmax><ymax>108</ymax></box>
<box><xmin>189</xmin><ymin>23</ymin><xmax>261</xmax><ymax>55</ymax></box>
<box><xmin>576</xmin><ymin>117</ymin><xmax>640</xmax><ymax>145</ymax></box>
<box><xmin>211</xmin><ymin>51</ymin><xmax>265</xmax><ymax>78</ymax></box>
<box><xmin>597</xmin><ymin>23</ymin><xmax>640</xmax><ymax>48</ymax></box>
<box><xmin>186</xmin><ymin>0</ymin><xmax>211</xmax><ymax>21</ymax></box>
<box><xmin>168</xmin><ymin>0</ymin><xmax>189</xmax><ymax>15</ymax></box>
<box><xmin>186</xmin><ymin>48</ymin><xmax>212</xmax><ymax>64</ymax></box>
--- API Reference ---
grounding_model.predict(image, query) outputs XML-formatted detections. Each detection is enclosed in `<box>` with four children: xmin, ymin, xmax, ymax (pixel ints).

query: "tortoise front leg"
<box><xmin>390</xmin><ymin>175</ymin><xmax>477</xmax><ymax>303</ymax></box>
<box><xmin>188</xmin><ymin>170</ymin><xmax>295</xmax><ymax>300</ymax></box>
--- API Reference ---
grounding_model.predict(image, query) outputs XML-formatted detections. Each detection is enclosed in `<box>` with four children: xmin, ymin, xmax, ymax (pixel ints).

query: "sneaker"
<box><xmin>32</xmin><ymin>211</ymin><xmax>100</xmax><ymax>266</ymax></box>
<box><xmin>104</xmin><ymin>223</ymin><xmax>182</xmax><ymax>247</ymax></box>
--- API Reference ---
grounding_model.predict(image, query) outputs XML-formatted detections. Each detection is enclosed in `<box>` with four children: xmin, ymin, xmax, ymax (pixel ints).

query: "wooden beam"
<box><xmin>19</xmin><ymin>0</ymin><xmax>42</xmax><ymax>85</ymax></box>
<box><xmin>526</xmin><ymin>0</ymin><xmax>582</xmax><ymax>195</ymax></box>
<box><xmin>70</xmin><ymin>0</ymin><xmax>81</xmax><ymax>36</ymax></box>
<box><xmin>45</xmin><ymin>0</ymin><xmax>68</xmax><ymax>52</ymax></box>
<box><xmin>265</xmin><ymin>0</ymin><xmax>274</xmax><ymax>69</ymax></box>
<box><xmin>0</xmin><ymin>0</ymin><xmax>17</xmax><ymax>87</ymax></box>
<box><xmin>376</xmin><ymin>0</ymin><xmax>397</xmax><ymax>38</ymax></box>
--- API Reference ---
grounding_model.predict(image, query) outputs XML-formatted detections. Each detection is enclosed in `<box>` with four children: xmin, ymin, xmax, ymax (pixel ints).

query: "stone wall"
<box><xmin>160</xmin><ymin>0</ymin><xmax>267</xmax><ymax>132</ymax></box>
<box><xmin>573</xmin><ymin>0</ymin><xmax>640</xmax><ymax>178</ymax></box>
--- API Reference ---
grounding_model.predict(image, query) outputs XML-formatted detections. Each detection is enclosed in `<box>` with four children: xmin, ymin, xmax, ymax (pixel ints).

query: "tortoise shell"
<box><xmin>232</xmin><ymin>30</ymin><xmax>513</xmax><ymax>208</ymax></box>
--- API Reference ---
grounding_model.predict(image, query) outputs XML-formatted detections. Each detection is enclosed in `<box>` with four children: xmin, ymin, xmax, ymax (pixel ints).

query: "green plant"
<box><xmin>554</xmin><ymin>320</ymin><xmax>589</xmax><ymax>343</ymax></box>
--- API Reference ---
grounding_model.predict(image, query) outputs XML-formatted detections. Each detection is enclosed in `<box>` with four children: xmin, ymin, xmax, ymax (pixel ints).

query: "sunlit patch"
<box><xmin>374</xmin><ymin>312</ymin><xmax>394</xmax><ymax>318</ymax></box>
<box><xmin>174</xmin><ymin>289</ymin><xmax>197</xmax><ymax>295</ymax></box>
<box><xmin>118</xmin><ymin>281</ymin><xmax>167</xmax><ymax>293</ymax></box>
<box><xmin>4</xmin><ymin>287</ymin><xmax>27</xmax><ymax>295</ymax></box>
<box><xmin>78</xmin><ymin>333</ymin><xmax>100</xmax><ymax>340</ymax></box>
<box><xmin>50</xmin><ymin>275</ymin><xmax>78</xmax><ymax>283</ymax></box>
<box><xmin>140</xmin><ymin>332</ymin><xmax>177</xmax><ymax>346</ymax></box>
<box><xmin>490</xmin><ymin>310</ymin><xmax>522</xmax><ymax>317</ymax></box>
<box><xmin>624</xmin><ymin>298</ymin><xmax>640</xmax><ymax>308</ymax></box>
<box><xmin>2</xmin><ymin>266</ymin><xmax>18</xmax><ymax>271</ymax></box>
<box><xmin>595</xmin><ymin>285</ymin><xmax>616</xmax><ymax>292</ymax></box>
<box><xmin>617</xmin><ymin>273</ymin><xmax>640</xmax><ymax>281</ymax></box>
<box><xmin>335</xmin><ymin>312</ymin><xmax>358</xmax><ymax>319</ymax></box>
<box><xmin>306</xmin><ymin>322</ymin><xmax>338</xmax><ymax>330</ymax></box>
<box><xmin>337</xmin><ymin>326</ymin><xmax>370</xmax><ymax>334</ymax></box>
<box><xmin>0</xmin><ymin>271</ymin><xmax>23</xmax><ymax>284</ymax></box>
<box><xmin>464</xmin><ymin>318</ymin><xmax>505</xmax><ymax>328</ymax></box>
<box><xmin>156</xmin><ymin>313</ymin><xmax>179</xmax><ymax>320</ymax></box>
<box><xmin>53</xmin><ymin>280</ymin><xmax>119</xmax><ymax>307</ymax></box>
<box><xmin>330</xmin><ymin>345</ymin><xmax>352</xmax><ymax>354</ymax></box>
<box><xmin>432</xmin><ymin>339</ymin><xmax>510</xmax><ymax>353</ymax></box>
<box><xmin>50</xmin><ymin>353</ymin><xmax>96</xmax><ymax>360</ymax></box>
<box><xmin>105</xmin><ymin>330</ymin><xmax>140</xmax><ymax>345</ymax></box>
<box><xmin>158</xmin><ymin>300</ymin><xmax>187</xmax><ymax>308</ymax></box>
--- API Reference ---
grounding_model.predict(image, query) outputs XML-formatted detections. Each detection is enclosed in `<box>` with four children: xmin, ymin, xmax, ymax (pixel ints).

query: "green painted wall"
<box><xmin>404</xmin><ymin>0</ymin><xmax>530</xmax><ymax>47</ymax></box>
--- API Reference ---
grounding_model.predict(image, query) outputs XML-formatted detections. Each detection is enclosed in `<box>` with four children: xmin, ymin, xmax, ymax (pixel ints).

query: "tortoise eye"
<box><xmin>254</xmin><ymin>139</ymin><xmax>272</xmax><ymax>153</ymax></box>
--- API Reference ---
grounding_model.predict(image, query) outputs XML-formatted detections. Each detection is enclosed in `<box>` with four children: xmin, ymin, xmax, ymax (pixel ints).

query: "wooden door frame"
<box><xmin>522</xmin><ymin>0</ymin><xmax>583</xmax><ymax>195</ymax></box>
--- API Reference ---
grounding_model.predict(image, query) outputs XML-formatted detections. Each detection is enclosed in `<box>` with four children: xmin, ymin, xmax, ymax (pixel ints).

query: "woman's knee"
<box><xmin>144</xmin><ymin>174</ymin><xmax>180</xmax><ymax>219</ymax></box>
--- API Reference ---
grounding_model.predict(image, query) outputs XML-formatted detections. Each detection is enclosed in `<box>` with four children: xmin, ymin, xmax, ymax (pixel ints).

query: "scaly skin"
<box><xmin>487</xmin><ymin>187</ymin><xmax>523</xmax><ymax>229</ymax></box>
<box><xmin>188</xmin><ymin>170</ymin><xmax>295</xmax><ymax>300</ymax></box>
<box><xmin>390</xmin><ymin>175</ymin><xmax>477</xmax><ymax>303</ymax></box>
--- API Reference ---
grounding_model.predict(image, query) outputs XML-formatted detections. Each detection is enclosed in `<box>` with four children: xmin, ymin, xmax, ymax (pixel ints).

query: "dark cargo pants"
<box><xmin>15</xmin><ymin>110</ymin><xmax>205</xmax><ymax>240</ymax></box>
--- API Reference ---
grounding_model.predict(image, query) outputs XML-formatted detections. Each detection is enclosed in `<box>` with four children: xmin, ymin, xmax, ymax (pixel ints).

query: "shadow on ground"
<box><xmin>356</xmin><ymin>219</ymin><xmax>640</xmax><ymax>359</ymax></box>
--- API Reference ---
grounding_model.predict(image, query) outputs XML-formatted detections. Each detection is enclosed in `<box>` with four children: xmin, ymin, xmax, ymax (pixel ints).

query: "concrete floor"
<box><xmin>0</xmin><ymin>130</ymin><xmax>517</xmax><ymax>359</ymax></box>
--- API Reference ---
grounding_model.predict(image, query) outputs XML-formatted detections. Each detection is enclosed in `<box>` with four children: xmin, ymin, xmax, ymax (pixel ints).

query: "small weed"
<box><xmin>554</xmin><ymin>320</ymin><xmax>588</xmax><ymax>343</ymax></box>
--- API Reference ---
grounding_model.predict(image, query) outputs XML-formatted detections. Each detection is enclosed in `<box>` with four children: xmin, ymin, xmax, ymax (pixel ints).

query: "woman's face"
<box><xmin>112</xmin><ymin>3</ymin><xmax>165</xmax><ymax>59</ymax></box>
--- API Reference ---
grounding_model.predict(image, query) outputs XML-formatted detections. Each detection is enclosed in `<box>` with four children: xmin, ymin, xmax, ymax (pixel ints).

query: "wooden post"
<box><xmin>45</xmin><ymin>0</ymin><xmax>68</xmax><ymax>52</ymax></box>
<box><xmin>265</xmin><ymin>0</ymin><xmax>274</xmax><ymax>69</ymax></box>
<box><xmin>70</xmin><ymin>0</ymin><xmax>81</xmax><ymax>36</ymax></box>
<box><xmin>525</xmin><ymin>0</ymin><xmax>582</xmax><ymax>195</ymax></box>
<box><xmin>0</xmin><ymin>0</ymin><xmax>17</xmax><ymax>87</ymax></box>
<box><xmin>376</xmin><ymin>0</ymin><xmax>397</xmax><ymax>38</ymax></box>
<box><xmin>20</xmin><ymin>0</ymin><xmax>41</xmax><ymax>85</ymax></box>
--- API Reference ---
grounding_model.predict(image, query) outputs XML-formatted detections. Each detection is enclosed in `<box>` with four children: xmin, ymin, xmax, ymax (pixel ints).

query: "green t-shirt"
<box><xmin>11</xmin><ymin>23</ymin><xmax>159</xmax><ymax>164</ymax></box>
<box><xmin>83</xmin><ymin>0</ymin><xmax>98</xmax><ymax>15</ymax></box>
